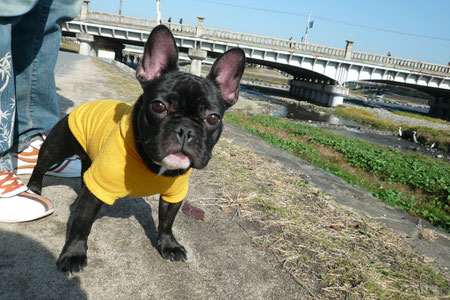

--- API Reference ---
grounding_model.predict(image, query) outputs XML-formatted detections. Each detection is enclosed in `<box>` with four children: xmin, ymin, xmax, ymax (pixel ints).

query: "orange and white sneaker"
<box><xmin>0</xmin><ymin>171</ymin><xmax>54</xmax><ymax>222</ymax></box>
<box><xmin>12</xmin><ymin>139</ymin><xmax>81</xmax><ymax>178</ymax></box>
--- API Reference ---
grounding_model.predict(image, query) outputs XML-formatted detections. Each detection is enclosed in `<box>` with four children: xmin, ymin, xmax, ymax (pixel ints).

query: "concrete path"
<box><xmin>1</xmin><ymin>52</ymin><xmax>448</xmax><ymax>299</ymax></box>
<box><xmin>0</xmin><ymin>52</ymin><xmax>304</xmax><ymax>300</ymax></box>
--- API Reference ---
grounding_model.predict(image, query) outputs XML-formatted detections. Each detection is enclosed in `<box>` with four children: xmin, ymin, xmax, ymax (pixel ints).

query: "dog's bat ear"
<box><xmin>136</xmin><ymin>25</ymin><xmax>179</xmax><ymax>83</ymax></box>
<box><xmin>207</xmin><ymin>48</ymin><xmax>246</xmax><ymax>108</ymax></box>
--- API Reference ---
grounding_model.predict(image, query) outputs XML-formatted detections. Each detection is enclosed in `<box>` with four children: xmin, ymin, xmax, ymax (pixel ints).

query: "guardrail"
<box><xmin>85</xmin><ymin>11</ymin><xmax>450</xmax><ymax>75</ymax></box>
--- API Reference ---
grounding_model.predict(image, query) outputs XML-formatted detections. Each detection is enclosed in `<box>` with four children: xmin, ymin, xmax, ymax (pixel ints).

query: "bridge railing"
<box><xmin>85</xmin><ymin>11</ymin><xmax>450</xmax><ymax>75</ymax></box>
<box><xmin>351</xmin><ymin>50</ymin><xmax>450</xmax><ymax>74</ymax></box>
<box><xmin>89</xmin><ymin>11</ymin><xmax>157</xmax><ymax>27</ymax></box>
<box><xmin>87</xmin><ymin>11</ymin><xmax>199</xmax><ymax>36</ymax></box>
<box><xmin>200</xmin><ymin>27</ymin><xmax>348</xmax><ymax>57</ymax></box>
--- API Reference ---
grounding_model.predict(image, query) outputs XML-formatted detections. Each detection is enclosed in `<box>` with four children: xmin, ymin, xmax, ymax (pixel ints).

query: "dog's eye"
<box><xmin>205</xmin><ymin>114</ymin><xmax>221</xmax><ymax>125</ymax></box>
<box><xmin>151</xmin><ymin>101</ymin><xmax>167</xmax><ymax>114</ymax></box>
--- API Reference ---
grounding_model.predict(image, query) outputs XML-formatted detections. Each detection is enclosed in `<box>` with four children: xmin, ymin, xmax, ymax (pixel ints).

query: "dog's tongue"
<box><xmin>161</xmin><ymin>152</ymin><xmax>191</xmax><ymax>170</ymax></box>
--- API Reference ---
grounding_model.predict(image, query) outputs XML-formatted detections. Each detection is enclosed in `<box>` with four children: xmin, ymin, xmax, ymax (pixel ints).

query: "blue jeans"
<box><xmin>0</xmin><ymin>0</ymin><xmax>82</xmax><ymax>171</ymax></box>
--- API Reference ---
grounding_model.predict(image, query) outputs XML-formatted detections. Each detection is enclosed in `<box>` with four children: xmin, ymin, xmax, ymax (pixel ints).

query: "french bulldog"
<box><xmin>27</xmin><ymin>24</ymin><xmax>245</xmax><ymax>273</ymax></box>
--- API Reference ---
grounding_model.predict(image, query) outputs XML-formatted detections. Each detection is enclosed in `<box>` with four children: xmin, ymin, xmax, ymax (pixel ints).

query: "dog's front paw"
<box><xmin>159</xmin><ymin>234</ymin><xmax>187</xmax><ymax>262</ymax></box>
<box><xmin>56</xmin><ymin>241</ymin><xmax>88</xmax><ymax>273</ymax></box>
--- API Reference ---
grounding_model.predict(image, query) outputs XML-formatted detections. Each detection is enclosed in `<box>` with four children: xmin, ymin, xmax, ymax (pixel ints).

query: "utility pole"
<box><xmin>119</xmin><ymin>0</ymin><xmax>122</xmax><ymax>15</ymax></box>
<box><xmin>156</xmin><ymin>0</ymin><xmax>162</xmax><ymax>24</ymax></box>
<box><xmin>304</xmin><ymin>12</ymin><xmax>311</xmax><ymax>43</ymax></box>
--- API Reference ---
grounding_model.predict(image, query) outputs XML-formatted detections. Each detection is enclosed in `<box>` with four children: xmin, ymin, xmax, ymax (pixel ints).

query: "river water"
<box><xmin>242</xmin><ymin>84</ymin><xmax>360</xmax><ymax>126</ymax></box>
<box><xmin>239</xmin><ymin>83</ymin><xmax>447</xmax><ymax>159</ymax></box>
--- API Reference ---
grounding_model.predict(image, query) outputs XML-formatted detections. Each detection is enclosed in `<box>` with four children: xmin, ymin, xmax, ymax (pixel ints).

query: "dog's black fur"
<box><xmin>27</xmin><ymin>25</ymin><xmax>245</xmax><ymax>273</ymax></box>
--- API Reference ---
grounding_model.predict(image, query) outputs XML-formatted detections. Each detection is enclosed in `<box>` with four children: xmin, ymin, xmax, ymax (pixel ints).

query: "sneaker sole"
<box><xmin>0</xmin><ymin>192</ymin><xmax>54</xmax><ymax>223</ymax></box>
<box><xmin>0</xmin><ymin>208</ymin><xmax>54</xmax><ymax>223</ymax></box>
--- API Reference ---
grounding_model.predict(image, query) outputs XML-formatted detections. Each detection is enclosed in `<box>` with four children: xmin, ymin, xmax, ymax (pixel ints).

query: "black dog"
<box><xmin>28</xmin><ymin>25</ymin><xmax>245</xmax><ymax>273</ymax></box>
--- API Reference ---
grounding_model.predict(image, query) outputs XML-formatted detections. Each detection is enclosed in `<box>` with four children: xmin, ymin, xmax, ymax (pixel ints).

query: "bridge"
<box><xmin>62</xmin><ymin>3</ymin><xmax>450</xmax><ymax>119</ymax></box>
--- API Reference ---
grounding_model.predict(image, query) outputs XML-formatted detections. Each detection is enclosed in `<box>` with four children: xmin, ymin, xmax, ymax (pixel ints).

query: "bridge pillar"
<box><xmin>195</xmin><ymin>16</ymin><xmax>205</xmax><ymax>37</ymax></box>
<box><xmin>289</xmin><ymin>80</ymin><xmax>349</xmax><ymax>107</ymax></box>
<box><xmin>188</xmin><ymin>48</ymin><xmax>207</xmax><ymax>77</ymax></box>
<box><xmin>429</xmin><ymin>97</ymin><xmax>450</xmax><ymax>120</ymax></box>
<box><xmin>77</xmin><ymin>32</ymin><xmax>95</xmax><ymax>56</ymax></box>
<box><xmin>79</xmin><ymin>0</ymin><xmax>90</xmax><ymax>21</ymax></box>
<box><xmin>345</xmin><ymin>40</ymin><xmax>354</xmax><ymax>60</ymax></box>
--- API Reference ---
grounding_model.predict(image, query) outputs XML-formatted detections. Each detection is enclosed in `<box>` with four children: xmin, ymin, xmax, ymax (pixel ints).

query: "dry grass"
<box><xmin>60</xmin><ymin>41</ymin><xmax>79</xmax><ymax>53</ymax></box>
<box><xmin>205</xmin><ymin>137</ymin><xmax>449</xmax><ymax>299</ymax></box>
<box><xmin>244</xmin><ymin>67</ymin><xmax>287</xmax><ymax>78</ymax></box>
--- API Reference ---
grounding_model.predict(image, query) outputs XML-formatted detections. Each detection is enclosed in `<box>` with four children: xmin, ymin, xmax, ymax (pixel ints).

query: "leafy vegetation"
<box><xmin>225</xmin><ymin>112</ymin><xmax>450</xmax><ymax>231</ymax></box>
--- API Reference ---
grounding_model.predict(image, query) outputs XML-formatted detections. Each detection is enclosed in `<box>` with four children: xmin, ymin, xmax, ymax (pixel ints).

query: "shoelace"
<box><xmin>0</xmin><ymin>171</ymin><xmax>25</xmax><ymax>195</ymax></box>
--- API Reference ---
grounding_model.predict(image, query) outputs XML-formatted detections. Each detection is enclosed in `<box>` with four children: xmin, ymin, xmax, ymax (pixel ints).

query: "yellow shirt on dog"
<box><xmin>68</xmin><ymin>99</ymin><xmax>192</xmax><ymax>205</ymax></box>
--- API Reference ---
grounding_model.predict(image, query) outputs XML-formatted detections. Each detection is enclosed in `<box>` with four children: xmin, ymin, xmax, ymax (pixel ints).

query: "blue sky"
<box><xmin>89</xmin><ymin>0</ymin><xmax>450</xmax><ymax>65</ymax></box>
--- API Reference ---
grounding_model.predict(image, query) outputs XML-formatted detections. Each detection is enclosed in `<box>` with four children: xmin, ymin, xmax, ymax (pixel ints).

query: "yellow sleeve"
<box><xmin>82</xmin><ymin>124</ymin><xmax>130</xmax><ymax>205</ymax></box>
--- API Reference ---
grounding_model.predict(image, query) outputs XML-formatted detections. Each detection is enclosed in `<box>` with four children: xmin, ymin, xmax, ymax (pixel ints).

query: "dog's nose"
<box><xmin>175</xmin><ymin>126</ymin><xmax>194</xmax><ymax>145</ymax></box>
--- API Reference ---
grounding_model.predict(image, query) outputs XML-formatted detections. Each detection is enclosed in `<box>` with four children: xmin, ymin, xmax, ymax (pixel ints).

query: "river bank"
<box><xmin>232</xmin><ymin>82</ymin><xmax>450</xmax><ymax>160</ymax></box>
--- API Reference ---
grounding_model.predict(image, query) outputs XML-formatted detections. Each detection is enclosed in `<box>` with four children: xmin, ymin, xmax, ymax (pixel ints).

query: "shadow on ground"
<box><xmin>0</xmin><ymin>229</ymin><xmax>87</xmax><ymax>299</ymax></box>
<box><xmin>56</xmin><ymin>91</ymin><xmax>75</xmax><ymax>117</ymax></box>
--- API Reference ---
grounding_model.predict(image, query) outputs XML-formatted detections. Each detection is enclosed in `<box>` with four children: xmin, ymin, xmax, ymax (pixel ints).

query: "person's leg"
<box><xmin>0</xmin><ymin>18</ymin><xmax>16</xmax><ymax>172</ymax></box>
<box><xmin>0</xmin><ymin>16</ymin><xmax>54</xmax><ymax>223</ymax></box>
<box><xmin>13</xmin><ymin>0</ymin><xmax>82</xmax><ymax>149</ymax></box>
<box><xmin>11</xmin><ymin>0</ymin><xmax>83</xmax><ymax>177</ymax></box>
<box><xmin>1</xmin><ymin>0</ymin><xmax>83</xmax><ymax>222</ymax></box>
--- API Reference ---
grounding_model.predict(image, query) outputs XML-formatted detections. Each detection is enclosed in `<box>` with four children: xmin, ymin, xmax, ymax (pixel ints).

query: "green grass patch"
<box><xmin>332</xmin><ymin>106</ymin><xmax>397</xmax><ymax>130</ymax></box>
<box><xmin>225</xmin><ymin>112</ymin><xmax>450</xmax><ymax>232</ymax></box>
